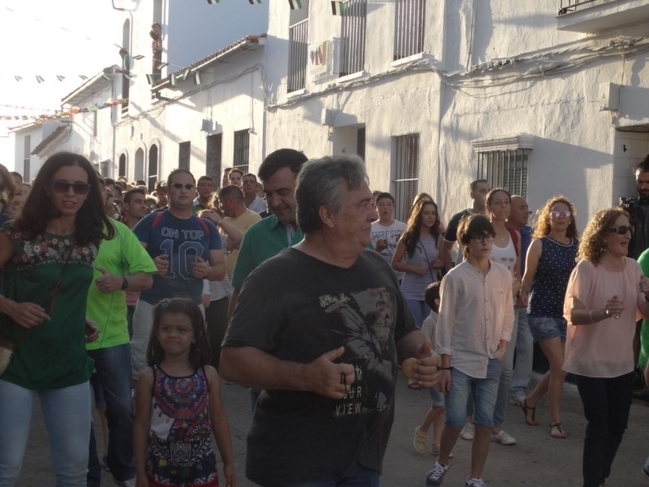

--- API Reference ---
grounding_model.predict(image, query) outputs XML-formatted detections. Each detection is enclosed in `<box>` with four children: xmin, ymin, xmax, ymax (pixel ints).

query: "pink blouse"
<box><xmin>563</xmin><ymin>258</ymin><xmax>645</xmax><ymax>378</ymax></box>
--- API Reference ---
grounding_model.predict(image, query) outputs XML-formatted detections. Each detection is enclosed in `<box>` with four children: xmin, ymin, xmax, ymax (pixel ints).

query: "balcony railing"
<box><xmin>339</xmin><ymin>0</ymin><xmax>367</xmax><ymax>77</ymax></box>
<box><xmin>558</xmin><ymin>0</ymin><xmax>597</xmax><ymax>15</ymax></box>
<box><xmin>394</xmin><ymin>0</ymin><xmax>425</xmax><ymax>61</ymax></box>
<box><xmin>288</xmin><ymin>19</ymin><xmax>308</xmax><ymax>93</ymax></box>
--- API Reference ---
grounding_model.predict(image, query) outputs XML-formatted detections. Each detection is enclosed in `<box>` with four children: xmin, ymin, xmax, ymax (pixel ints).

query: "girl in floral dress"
<box><xmin>133</xmin><ymin>298</ymin><xmax>235</xmax><ymax>487</ymax></box>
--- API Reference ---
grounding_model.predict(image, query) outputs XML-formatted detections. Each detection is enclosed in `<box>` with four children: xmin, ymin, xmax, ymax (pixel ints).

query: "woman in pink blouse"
<box><xmin>564</xmin><ymin>207</ymin><xmax>649</xmax><ymax>487</ymax></box>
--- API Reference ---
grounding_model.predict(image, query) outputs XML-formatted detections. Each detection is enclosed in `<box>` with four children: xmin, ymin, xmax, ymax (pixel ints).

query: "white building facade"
<box><xmin>20</xmin><ymin>0</ymin><xmax>649</xmax><ymax>229</ymax></box>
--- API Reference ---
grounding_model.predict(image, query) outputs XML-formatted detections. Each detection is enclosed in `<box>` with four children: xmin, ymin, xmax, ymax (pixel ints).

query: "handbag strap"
<box><xmin>418</xmin><ymin>240</ymin><xmax>437</xmax><ymax>281</ymax></box>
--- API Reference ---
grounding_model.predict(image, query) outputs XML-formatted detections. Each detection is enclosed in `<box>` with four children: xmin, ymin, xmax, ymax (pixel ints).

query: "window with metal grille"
<box><xmin>394</xmin><ymin>0</ymin><xmax>425</xmax><ymax>61</ymax></box>
<box><xmin>339</xmin><ymin>0</ymin><xmax>367</xmax><ymax>77</ymax></box>
<box><xmin>476</xmin><ymin>150</ymin><xmax>529</xmax><ymax>199</ymax></box>
<box><xmin>392</xmin><ymin>133</ymin><xmax>419</xmax><ymax>222</ymax></box>
<box><xmin>233</xmin><ymin>130</ymin><xmax>250</xmax><ymax>174</ymax></box>
<box><xmin>148</xmin><ymin>145</ymin><xmax>158</xmax><ymax>192</ymax></box>
<box><xmin>288</xmin><ymin>19</ymin><xmax>308</xmax><ymax>93</ymax></box>
<box><xmin>23</xmin><ymin>135</ymin><xmax>31</xmax><ymax>182</ymax></box>
<box><xmin>179</xmin><ymin>141</ymin><xmax>191</xmax><ymax>171</ymax></box>
<box><xmin>206</xmin><ymin>134</ymin><xmax>223</xmax><ymax>185</ymax></box>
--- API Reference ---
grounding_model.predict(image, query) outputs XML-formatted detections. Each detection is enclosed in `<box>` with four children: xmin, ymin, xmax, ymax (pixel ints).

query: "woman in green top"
<box><xmin>0</xmin><ymin>152</ymin><xmax>113</xmax><ymax>487</ymax></box>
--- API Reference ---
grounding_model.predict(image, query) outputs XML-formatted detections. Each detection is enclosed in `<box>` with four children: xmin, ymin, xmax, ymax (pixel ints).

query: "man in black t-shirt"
<box><xmin>221</xmin><ymin>155</ymin><xmax>441</xmax><ymax>486</ymax></box>
<box><xmin>442</xmin><ymin>179</ymin><xmax>490</xmax><ymax>271</ymax></box>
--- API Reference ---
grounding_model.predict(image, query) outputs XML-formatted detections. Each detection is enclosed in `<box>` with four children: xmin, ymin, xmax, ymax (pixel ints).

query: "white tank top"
<box><xmin>489</xmin><ymin>235</ymin><xmax>516</xmax><ymax>275</ymax></box>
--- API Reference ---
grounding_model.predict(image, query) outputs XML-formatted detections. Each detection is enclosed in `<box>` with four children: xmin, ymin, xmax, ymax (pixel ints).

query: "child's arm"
<box><xmin>206</xmin><ymin>365</ymin><xmax>236</xmax><ymax>487</ymax></box>
<box><xmin>133</xmin><ymin>368</ymin><xmax>154</xmax><ymax>487</ymax></box>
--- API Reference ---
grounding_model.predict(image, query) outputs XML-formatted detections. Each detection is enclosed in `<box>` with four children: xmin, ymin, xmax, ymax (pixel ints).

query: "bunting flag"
<box><xmin>207</xmin><ymin>0</ymin><xmax>219</xmax><ymax>3</ymax></box>
<box><xmin>194</xmin><ymin>72</ymin><xmax>202</xmax><ymax>85</ymax></box>
<box><xmin>248</xmin><ymin>0</ymin><xmax>262</xmax><ymax>4</ymax></box>
<box><xmin>170</xmin><ymin>73</ymin><xmax>178</xmax><ymax>86</ymax></box>
<box><xmin>288</xmin><ymin>0</ymin><xmax>303</xmax><ymax>8</ymax></box>
<box><xmin>1</xmin><ymin>99</ymin><xmax>127</xmax><ymax>123</ymax></box>
<box><xmin>2</xmin><ymin>74</ymin><xmax>91</xmax><ymax>83</ymax></box>
<box><xmin>331</xmin><ymin>1</ymin><xmax>345</xmax><ymax>15</ymax></box>
<box><xmin>181</xmin><ymin>68</ymin><xmax>190</xmax><ymax>80</ymax></box>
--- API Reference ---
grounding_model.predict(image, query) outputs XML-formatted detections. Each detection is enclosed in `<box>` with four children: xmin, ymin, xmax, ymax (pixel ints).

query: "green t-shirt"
<box><xmin>231</xmin><ymin>214</ymin><xmax>303</xmax><ymax>289</ymax></box>
<box><xmin>85</xmin><ymin>219</ymin><xmax>157</xmax><ymax>351</ymax></box>
<box><xmin>0</xmin><ymin>224</ymin><xmax>97</xmax><ymax>389</ymax></box>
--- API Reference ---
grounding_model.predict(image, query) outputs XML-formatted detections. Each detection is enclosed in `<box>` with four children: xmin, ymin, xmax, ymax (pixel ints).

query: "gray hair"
<box><xmin>296</xmin><ymin>154</ymin><xmax>368</xmax><ymax>234</ymax></box>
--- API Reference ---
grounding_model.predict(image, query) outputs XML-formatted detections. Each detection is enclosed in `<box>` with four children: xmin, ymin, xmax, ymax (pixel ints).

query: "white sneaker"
<box><xmin>425</xmin><ymin>461</ymin><xmax>450</xmax><ymax>486</ymax></box>
<box><xmin>459</xmin><ymin>422</ymin><xmax>475</xmax><ymax>441</ymax></box>
<box><xmin>491</xmin><ymin>429</ymin><xmax>516</xmax><ymax>445</ymax></box>
<box><xmin>465</xmin><ymin>478</ymin><xmax>487</xmax><ymax>487</ymax></box>
<box><xmin>114</xmin><ymin>479</ymin><xmax>136</xmax><ymax>487</ymax></box>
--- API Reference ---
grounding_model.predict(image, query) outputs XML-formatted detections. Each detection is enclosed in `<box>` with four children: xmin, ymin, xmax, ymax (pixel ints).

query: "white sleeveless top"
<box><xmin>489</xmin><ymin>235</ymin><xmax>516</xmax><ymax>275</ymax></box>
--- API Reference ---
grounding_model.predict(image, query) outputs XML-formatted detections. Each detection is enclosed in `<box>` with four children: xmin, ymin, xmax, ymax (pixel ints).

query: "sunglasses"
<box><xmin>51</xmin><ymin>180</ymin><xmax>91</xmax><ymax>195</ymax></box>
<box><xmin>471</xmin><ymin>234</ymin><xmax>495</xmax><ymax>244</ymax></box>
<box><xmin>609</xmin><ymin>225</ymin><xmax>634</xmax><ymax>235</ymax></box>
<box><xmin>171</xmin><ymin>183</ymin><xmax>194</xmax><ymax>190</ymax></box>
<box><xmin>551</xmin><ymin>210</ymin><xmax>572</xmax><ymax>218</ymax></box>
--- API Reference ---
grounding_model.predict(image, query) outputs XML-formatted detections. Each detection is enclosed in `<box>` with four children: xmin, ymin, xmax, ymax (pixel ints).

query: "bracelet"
<box><xmin>589</xmin><ymin>309</ymin><xmax>595</xmax><ymax>323</ymax></box>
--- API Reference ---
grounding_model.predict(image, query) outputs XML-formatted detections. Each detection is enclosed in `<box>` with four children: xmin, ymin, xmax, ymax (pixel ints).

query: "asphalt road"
<box><xmin>14</xmin><ymin>375</ymin><xmax>649</xmax><ymax>486</ymax></box>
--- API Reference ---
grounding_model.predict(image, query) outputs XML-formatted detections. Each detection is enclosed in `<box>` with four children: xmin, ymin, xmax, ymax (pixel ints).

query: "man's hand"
<box><xmin>85</xmin><ymin>319</ymin><xmax>99</xmax><ymax>343</ymax></box>
<box><xmin>154</xmin><ymin>254</ymin><xmax>169</xmax><ymax>275</ymax></box>
<box><xmin>192</xmin><ymin>256</ymin><xmax>210</xmax><ymax>279</ymax></box>
<box><xmin>411</xmin><ymin>339</ymin><xmax>441</xmax><ymax>388</ymax></box>
<box><xmin>303</xmin><ymin>346</ymin><xmax>356</xmax><ymax>400</ymax></box>
<box><xmin>94</xmin><ymin>266</ymin><xmax>122</xmax><ymax>294</ymax></box>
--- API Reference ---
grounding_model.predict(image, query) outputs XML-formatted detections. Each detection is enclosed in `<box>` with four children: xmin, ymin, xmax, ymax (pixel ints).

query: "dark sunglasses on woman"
<box><xmin>51</xmin><ymin>180</ymin><xmax>91</xmax><ymax>195</ymax></box>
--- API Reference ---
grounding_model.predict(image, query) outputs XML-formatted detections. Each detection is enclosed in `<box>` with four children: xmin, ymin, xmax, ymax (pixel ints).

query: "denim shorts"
<box><xmin>528</xmin><ymin>315</ymin><xmax>566</xmax><ymax>342</ymax></box>
<box><xmin>444</xmin><ymin>359</ymin><xmax>502</xmax><ymax>428</ymax></box>
<box><xmin>428</xmin><ymin>386</ymin><xmax>445</xmax><ymax>408</ymax></box>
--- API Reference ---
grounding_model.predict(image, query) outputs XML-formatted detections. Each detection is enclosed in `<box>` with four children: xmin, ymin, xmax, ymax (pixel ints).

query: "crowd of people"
<box><xmin>1</xmin><ymin>149</ymin><xmax>649</xmax><ymax>487</ymax></box>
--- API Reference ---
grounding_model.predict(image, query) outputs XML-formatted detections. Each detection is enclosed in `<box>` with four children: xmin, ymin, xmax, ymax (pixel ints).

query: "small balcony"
<box><xmin>557</xmin><ymin>0</ymin><xmax>649</xmax><ymax>33</ymax></box>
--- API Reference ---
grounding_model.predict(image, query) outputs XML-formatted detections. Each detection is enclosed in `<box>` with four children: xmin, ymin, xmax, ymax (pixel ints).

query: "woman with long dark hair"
<box><xmin>0</xmin><ymin>152</ymin><xmax>113</xmax><ymax>486</ymax></box>
<box><xmin>564</xmin><ymin>207</ymin><xmax>649</xmax><ymax>487</ymax></box>
<box><xmin>392</xmin><ymin>199</ymin><xmax>444</xmax><ymax>329</ymax></box>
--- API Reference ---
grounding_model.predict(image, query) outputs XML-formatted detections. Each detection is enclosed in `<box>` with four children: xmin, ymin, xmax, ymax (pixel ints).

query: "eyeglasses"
<box><xmin>51</xmin><ymin>180</ymin><xmax>91</xmax><ymax>195</ymax></box>
<box><xmin>551</xmin><ymin>210</ymin><xmax>572</xmax><ymax>218</ymax></box>
<box><xmin>609</xmin><ymin>225</ymin><xmax>634</xmax><ymax>235</ymax></box>
<box><xmin>471</xmin><ymin>234</ymin><xmax>495</xmax><ymax>244</ymax></box>
<box><xmin>171</xmin><ymin>183</ymin><xmax>194</xmax><ymax>190</ymax></box>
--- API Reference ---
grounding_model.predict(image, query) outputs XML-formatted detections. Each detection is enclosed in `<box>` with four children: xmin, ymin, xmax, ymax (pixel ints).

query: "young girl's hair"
<box><xmin>147</xmin><ymin>298</ymin><xmax>211</xmax><ymax>369</ymax></box>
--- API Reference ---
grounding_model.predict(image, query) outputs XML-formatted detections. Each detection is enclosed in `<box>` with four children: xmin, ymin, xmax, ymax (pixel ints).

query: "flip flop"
<box><xmin>550</xmin><ymin>423</ymin><xmax>567</xmax><ymax>439</ymax></box>
<box><xmin>519</xmin><ymin>398</ymin><xmax>539</xmax><ymax>426</ymax></box>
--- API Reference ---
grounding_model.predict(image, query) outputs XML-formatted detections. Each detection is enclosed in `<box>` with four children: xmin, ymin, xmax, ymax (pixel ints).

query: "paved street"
<box><xmin>15</xmin><ymin>375</ymin><xmax>649</xmax><ymax>486</ymax></box>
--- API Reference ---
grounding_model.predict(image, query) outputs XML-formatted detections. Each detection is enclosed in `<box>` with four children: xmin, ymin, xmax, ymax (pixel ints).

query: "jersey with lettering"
<box><xmin>133</xmin><ymin>210</ymin><xmax>220</xmax><ymax>305</ymax></box>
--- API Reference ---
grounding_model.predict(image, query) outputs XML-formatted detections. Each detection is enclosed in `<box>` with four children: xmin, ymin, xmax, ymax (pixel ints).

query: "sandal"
<box><xmin>550</xmin><ymin>422</ymin><xmax>567</xmax><ymax>439</ymax></box>
<box><xmin>519</xmin><ymin>398</ymin><xmax>539</xmax><ymax>426</ymax></box>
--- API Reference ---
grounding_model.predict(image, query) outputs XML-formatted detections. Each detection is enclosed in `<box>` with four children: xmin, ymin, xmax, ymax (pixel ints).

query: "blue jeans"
<box><xmin>0</xmin><ymin>379</ymin><xmax>91</xmax><ymax>487</ymax></box>
<box><xmin>87</xmin><ymin>344</ymin><xmax>135</xmax><ymax>482</ymax></box>
<box><xmin>445</xmin><ymin>359</ymin><xmax>502</xmax><ymax>428</ymax></box>
<box><xmin>283</xmin><ymin>463</ymin><xmax>380</xmax><ymax>487</ymax></box>
<box><xmin>493</xmin><ymin>307</ymin><xmax>519</xmax><ymax>428</ymax></box>
<box><xmin>405</xmin><ymin>299</ymin><xmax>430</xmax><ymax>329</ymax></box>
<box><xmin>510</xmin><ymin>308</ymin><xmax>533</xmax><ymax>400</ymax></box>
